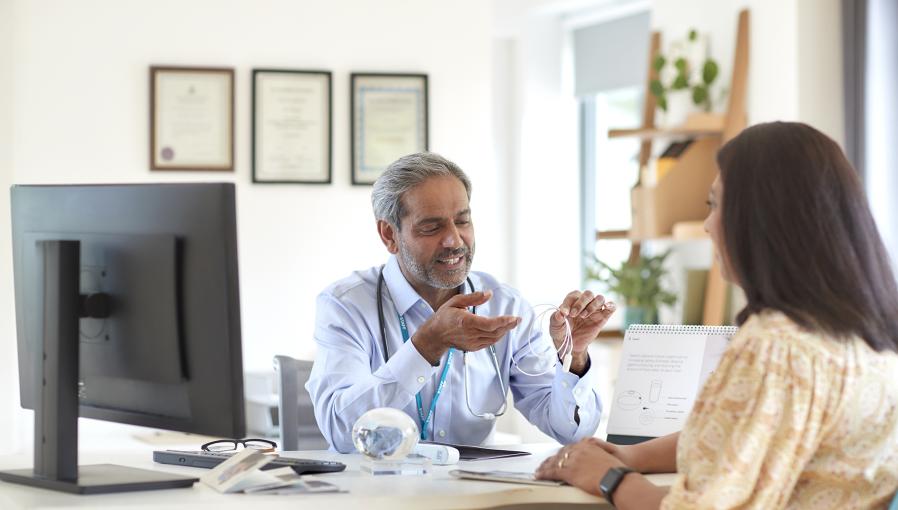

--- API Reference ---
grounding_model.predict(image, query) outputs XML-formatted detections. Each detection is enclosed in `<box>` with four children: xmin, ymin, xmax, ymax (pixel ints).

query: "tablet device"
<box><xmin>449</xmin><ymin>469</ymin><xmax>564</xmax><ymax>486</ymax></box>
<box><xmin>422</xmin><ymin>442</ymin><xmax>530</xmax><ymax>461</ymax></box>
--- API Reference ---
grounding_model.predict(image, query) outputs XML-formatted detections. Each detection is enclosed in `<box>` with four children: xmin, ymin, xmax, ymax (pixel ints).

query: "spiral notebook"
<box><xmin>606</xmin><ymin>324</ymin><xmax>738</xmax><ymax>445</ymax></box>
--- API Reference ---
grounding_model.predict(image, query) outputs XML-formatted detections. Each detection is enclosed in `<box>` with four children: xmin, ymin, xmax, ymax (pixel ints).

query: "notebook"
<box><xmin>606</xmin><ymin>324</ymin><xmax>738</xmax><ymax>445</ymax></box>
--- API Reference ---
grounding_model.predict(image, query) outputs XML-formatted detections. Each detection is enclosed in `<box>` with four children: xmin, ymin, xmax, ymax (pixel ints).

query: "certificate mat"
<box><xmin>350</xmin><ymin>73</ymin><xmax>428</xmax><ymax>185</ymax></box>
<box><xmin>252</xmin><ymin>70</ymin><xmax>331</xmax><ymax>183</ymax></box>
<box><xmin>606</xmin><ymin>325</ymin><xmax>737</xmax><ymax>445</ymax></box>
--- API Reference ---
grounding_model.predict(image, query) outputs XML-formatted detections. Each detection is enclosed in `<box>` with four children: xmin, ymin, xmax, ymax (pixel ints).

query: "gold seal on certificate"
<box><xmin>252</xmin><ymin>69</ymin><xmax>332</xmax><ymax>184</ymax></box>
<box><xmin>351</xmin><ymin>73</ymin><xmax>428</xmax><ymax>185</ymax></box>
<box><xmin>150</xmin><ymin>66</ymin><xmax>234</xmax><ymax>171</ymax></box>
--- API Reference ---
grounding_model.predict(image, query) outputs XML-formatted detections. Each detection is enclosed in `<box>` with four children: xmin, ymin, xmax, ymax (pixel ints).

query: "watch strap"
<box><xmin>599</xmin><ymin>466</ymin><xmax>635</xmax><ymax>506</ymax></box>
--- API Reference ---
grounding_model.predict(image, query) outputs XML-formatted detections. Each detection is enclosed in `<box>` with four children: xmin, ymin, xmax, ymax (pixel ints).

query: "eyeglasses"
<box><xmin>201</xmin><ymin>438</ymin><xmax>278</xmax><ymax>453</ymax></box>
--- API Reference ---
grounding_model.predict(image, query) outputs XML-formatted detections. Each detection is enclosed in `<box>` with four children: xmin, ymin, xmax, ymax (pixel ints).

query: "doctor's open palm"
<box><xmin>412</xmin><ymin>290</ymin><xmax>521</xmax><ymax>365</ymax></box>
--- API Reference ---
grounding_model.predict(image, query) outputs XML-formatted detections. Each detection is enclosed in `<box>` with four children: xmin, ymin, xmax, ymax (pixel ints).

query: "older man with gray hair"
<box><xmin>307</xmin><ymin>152</ymin><xmax>615</xmax><ymax>453</ymax></box>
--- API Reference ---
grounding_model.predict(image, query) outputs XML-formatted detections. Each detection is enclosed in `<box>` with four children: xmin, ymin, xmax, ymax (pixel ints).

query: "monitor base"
<box><xmin>0</xmin><ymin>464</ymin><xmax>198</xmax><ymax>494</ymax></box>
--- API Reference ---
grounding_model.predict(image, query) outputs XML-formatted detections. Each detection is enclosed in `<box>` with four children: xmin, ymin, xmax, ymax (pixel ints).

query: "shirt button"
<box><xmin>573</xmin><ymin>388</ymin><xmax>581</xmax><ymax>395</ymax></box>
<box><xmin>569</xmin><ymin>420</ymin><xmax>576</xmax><ymax>425</ymax></box>
<box><xmin>417</xmin><ymin>376</ymin><xmax>425</xmax><ymax>383</ymax></box>
<box><xmin>561</xmin><ymin>381</ymin><xmax>569</xmax><ymax>389</ymax></box>
<box><xmin>438</xmin><ymin>430</ymin><xmax>446</xmax><ymax>438</ymax></box>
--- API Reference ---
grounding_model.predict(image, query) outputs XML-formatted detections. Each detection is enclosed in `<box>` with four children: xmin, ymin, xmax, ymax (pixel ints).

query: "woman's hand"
<box><xmin>535</xmin><ymin>438</ymin><xmax>627</xmax><ymax>496</ymax></box>
<box><xmin>588</xmin><ymin>437</ymin><xmax>642</xmax><ymax>469</ymax></box>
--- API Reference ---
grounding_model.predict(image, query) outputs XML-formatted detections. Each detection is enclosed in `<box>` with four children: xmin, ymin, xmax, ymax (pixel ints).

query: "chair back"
<box><xmin>273</xmin><ymin>355</ymin><xmax>329</xmax><ymax>451</ymax></box>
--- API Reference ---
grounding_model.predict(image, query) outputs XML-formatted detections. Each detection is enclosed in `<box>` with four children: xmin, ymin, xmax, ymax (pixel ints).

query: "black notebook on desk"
<box><xmin>421</xmin><ymin>442</ymin><xmax>530</xmax><ymax>461</ymax></box>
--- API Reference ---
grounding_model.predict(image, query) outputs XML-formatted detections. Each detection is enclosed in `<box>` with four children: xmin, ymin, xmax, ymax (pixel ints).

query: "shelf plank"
<box><xmin>608</xmin><ymin>126</ymin><xmax>723</xmax><ymax>140</ymax></box>
<box><xmin>596</xmin><ymin>230</ymin><xmax>631</xmax><ymax>240</ymax></box>
<box><xmin>595</xmin><ymin>222</ymin><xmax>709</xmax><ymax>242</ymax></box>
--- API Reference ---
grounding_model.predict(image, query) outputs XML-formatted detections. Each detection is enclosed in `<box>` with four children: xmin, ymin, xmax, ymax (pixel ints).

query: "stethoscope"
<box><xmin>376</xmin><ymin>266</ymin><xmax>508</xmax><ymax>421</ymax></box>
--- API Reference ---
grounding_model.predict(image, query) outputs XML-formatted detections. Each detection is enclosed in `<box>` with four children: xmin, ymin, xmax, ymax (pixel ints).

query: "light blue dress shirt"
<box><xmin>306</xmin><ymin>255</ymin><xmax>603</xmax><ymax>453</ymax></box>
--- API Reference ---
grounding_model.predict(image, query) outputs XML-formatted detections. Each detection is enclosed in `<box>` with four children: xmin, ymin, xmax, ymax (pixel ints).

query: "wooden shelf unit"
<box><xmin>597</xmin><ymin>9</ymin><xmax>750</xmax><ymax>326</ymax></box>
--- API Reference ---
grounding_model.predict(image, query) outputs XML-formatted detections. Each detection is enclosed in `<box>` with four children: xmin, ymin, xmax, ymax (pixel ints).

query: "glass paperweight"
<box><xmin>352</xmin><ymin>408</ymin><xmax>430</xmax><ymax>476</ymax></box>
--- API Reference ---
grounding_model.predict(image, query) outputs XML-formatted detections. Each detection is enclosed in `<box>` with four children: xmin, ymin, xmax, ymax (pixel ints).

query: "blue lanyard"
<box><xmin>397</xmin><ymin>313</ymin><xmax>454</xmax><ymax>440</ymax></box>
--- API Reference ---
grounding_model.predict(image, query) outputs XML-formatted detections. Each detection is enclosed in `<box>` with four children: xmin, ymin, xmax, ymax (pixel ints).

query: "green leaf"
<box><xmin>702</xmin><ymin>59</ymin><xmax>719</xmax><ymax>85</ymax></box>
<box><xmin>674</xmin><ymin>57</ymin><xmax>688</xmax><ymax>73</ymax></box>
<box><xmin>692</xmin><ymin>84</ymin><xmax>708</xmax><ymax>106</ymax></box>
<box><xmin>586</xmin><ymin>250</ymin><xmax>677</xmax><ymax>311</ymax></box>
<box><xmin>671</xmin><ymin>73</ymin><xmax>689</xmax><ymax>90</ymax></box>
<box><xmin>657</xmin><ymin>95</ymin><xmax>668</xmax><ymax>112</ymax></box>
<box><xmin>688</xmin><ymin>29</ymin><xmax>697</xmax><ymax>41</ymax></box>
<box><xmin>649</xmin><ymin>79</ymin><xmax>665</xmax><ymax>97</ymax></box>
<box><xmin>652</xmin><ymin>55</ymin><xmax>666</xmax><ymax>72</ymax></box>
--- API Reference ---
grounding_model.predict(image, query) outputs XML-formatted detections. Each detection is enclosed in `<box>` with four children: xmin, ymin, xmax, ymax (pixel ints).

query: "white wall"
<box><xmin>493</xmin><ymin>1</ymin><xmax>582</xmax><ymax>306</ymax></box>
<box><xmin>1</xmin><ymin>0</ymin><xmax>20</xmax><ymax>455</ymax></box>
<box><xmin>5</xmin><ymin>0</ymin><xmax>498</xmax><ymax>451</ymax></box>
<box><xmin>796</xmin><ymin>0</ymin><xmax>845</xmax><ymax>145</ymax></box>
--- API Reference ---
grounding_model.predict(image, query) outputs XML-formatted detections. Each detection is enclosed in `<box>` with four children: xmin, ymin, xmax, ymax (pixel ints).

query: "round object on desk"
<box><xmin>352</xmin><ymin>407</ymin><xmax>419</xmax><ymax>460</ymax></box>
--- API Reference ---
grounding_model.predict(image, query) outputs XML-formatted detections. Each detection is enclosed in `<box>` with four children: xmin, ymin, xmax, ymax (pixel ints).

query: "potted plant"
<box><xmin>587</xmin><ymin>250</ymin><xmax>677</xmax><ymax>329</ymax></box>
<box><xmin>650</xmin><ymin>28</ymin><xmax>720</xmax><ymax>126</ymax></box>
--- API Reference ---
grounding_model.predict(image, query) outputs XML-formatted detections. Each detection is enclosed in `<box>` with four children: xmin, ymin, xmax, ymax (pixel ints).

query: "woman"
<box><xmin>536</xmin><ymin>122</ymin><xmax>898</xmax><ymax>509</ymax></box>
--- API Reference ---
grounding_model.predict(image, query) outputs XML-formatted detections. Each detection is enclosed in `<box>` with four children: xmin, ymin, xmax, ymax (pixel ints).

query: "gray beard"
<box><xmin>396</xmin><ymin>241</ymin><xmax>473</xmax><ymax>290</ymax></box>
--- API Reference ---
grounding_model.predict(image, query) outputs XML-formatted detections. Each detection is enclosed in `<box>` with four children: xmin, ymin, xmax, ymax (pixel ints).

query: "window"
<box><xmin>581</xmin><ymin>88</ymin><xmax>642</xmax><ymax>330</ymax></box>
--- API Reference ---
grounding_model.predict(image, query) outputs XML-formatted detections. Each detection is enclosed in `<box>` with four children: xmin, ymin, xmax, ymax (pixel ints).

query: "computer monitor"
<box><xmin>2</xmin><ymin>182</ymin><xmax>246</xmax><ymax>494</ymax></box>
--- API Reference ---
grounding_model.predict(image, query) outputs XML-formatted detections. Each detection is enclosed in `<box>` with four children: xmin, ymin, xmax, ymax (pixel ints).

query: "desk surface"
<box><xmin>0</xmin><ymin>444</ymin><xmax>676</xmax><ymax>509</ymax></box>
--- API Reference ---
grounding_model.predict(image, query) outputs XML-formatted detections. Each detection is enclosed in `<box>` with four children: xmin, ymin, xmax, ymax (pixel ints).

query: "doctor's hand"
<box><xmin>550</xmin><ymin>291</ymin><xmax>615</xmax><ymax>374</ymax></box>
<box><xmin>412</xmin><ymin>291</ymin><xmax>521</xmax><ymax>365</ymax></box>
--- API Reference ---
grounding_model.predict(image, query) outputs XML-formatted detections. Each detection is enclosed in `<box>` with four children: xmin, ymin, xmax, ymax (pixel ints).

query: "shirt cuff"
<box><xmin>382</xmin><ymin>338</ymin><xmax>439</xmax><ymax>395</ymax></box>
<box><xmin>553</xmin><ymin>354</ymin><xmax>601</xmax><ymax>436</ymax></box>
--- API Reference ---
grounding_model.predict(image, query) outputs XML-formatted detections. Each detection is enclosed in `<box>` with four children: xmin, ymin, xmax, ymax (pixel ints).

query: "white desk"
<box><xmin>0</xmin><ymin>444</ymin><xmax>676</xmax><ymax>509</ymax></box>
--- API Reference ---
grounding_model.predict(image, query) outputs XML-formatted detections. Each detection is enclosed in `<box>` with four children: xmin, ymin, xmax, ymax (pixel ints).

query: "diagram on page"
<box><xmin>606</xmin><ymin>331</ymin><xmax>709</xmax><ymax>438</ymax></box>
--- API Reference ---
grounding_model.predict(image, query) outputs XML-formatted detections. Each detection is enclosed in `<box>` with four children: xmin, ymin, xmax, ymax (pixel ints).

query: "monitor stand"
<box><xmin>0</xmin><ymin>241</ymin><xmax>198</xmax><ymax>494</ymax></box>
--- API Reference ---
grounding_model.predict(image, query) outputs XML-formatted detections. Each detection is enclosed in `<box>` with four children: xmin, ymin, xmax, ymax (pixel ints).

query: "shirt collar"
<box><xmin>383</xmin><ymin>255</ymin><xmax>425</xmax><ymax>316</ymax></box>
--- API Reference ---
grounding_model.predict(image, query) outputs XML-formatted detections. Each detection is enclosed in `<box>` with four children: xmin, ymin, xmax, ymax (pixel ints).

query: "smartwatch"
<box><xmin>599</xmin><ymin>466</ymin><xmax>635</xmax><ymax>506</ymax></box>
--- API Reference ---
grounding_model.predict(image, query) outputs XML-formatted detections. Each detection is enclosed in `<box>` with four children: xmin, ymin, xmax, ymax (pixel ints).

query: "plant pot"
<box><xmin>623</xmin><ymin>306</ymin><xmax>659</xmax><ymax>330</ymax></box>
<box><xmin>656</xmin><ymin>91</ymin><xmax>693</xmax><ymax>128</ymax></box>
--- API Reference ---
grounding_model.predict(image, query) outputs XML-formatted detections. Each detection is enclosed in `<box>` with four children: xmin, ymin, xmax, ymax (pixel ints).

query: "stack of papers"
<box><xmin>200</xmin><ymin>449</ymin><xmax>344</xmax><ymax>495</ymax></box>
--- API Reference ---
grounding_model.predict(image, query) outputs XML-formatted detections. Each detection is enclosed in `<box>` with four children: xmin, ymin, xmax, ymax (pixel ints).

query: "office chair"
<box><xmin>273</xmin><ymin>355</ymin><xmax>329</xmax><ymax>451</ymax></box>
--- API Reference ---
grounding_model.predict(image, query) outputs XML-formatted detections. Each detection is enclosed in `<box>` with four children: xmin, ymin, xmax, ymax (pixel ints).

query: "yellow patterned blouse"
<box><xmin>662</xmin><ymin>310</ymin><xmax>898</xmax><ymax>509</ymax></box>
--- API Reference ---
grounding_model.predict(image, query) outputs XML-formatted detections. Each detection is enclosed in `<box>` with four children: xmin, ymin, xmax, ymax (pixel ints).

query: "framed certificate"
<box><xmin>252</xmin><ymin>69</ymin><xmax>332</xmax><ymax>184</ymax></box>
<box><xmin>351</xmin><ymin>73</ymin><xmax>428</xmax><ymax>185</ymax></box>
<box><xmin>150</xmin><ymin>66</ymin><xmax>234</xmax><ymax>171</ymax></box>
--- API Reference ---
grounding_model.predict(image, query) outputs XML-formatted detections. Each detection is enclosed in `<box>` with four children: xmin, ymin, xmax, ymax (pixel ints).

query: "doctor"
<box><xmin>306</xmin><ymin>152</ymin><xmax>615</xmax><ymax>453</ymax></box>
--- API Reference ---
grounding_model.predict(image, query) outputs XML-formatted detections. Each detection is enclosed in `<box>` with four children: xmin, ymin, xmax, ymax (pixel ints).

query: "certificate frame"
<box><xmin>252</xmin><ymin>69</ymin><xmax>332</xmax><ymax>184</ymax></box>
<box><xmin>150</xmin><ymin>66</ymin><xmax>235</xmax><ymax>171</ymax></box>
<box><xmin>350</xmin><ymin>73</ymin><xmax>428</xmax><ymax>185</ymax></box>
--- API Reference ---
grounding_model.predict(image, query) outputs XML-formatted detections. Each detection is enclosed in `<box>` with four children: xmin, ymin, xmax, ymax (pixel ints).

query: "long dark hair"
<box><xmin>718</xmin><ymin>121</ymin><xmax>898</xmax><ymax>352</ymax></box>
